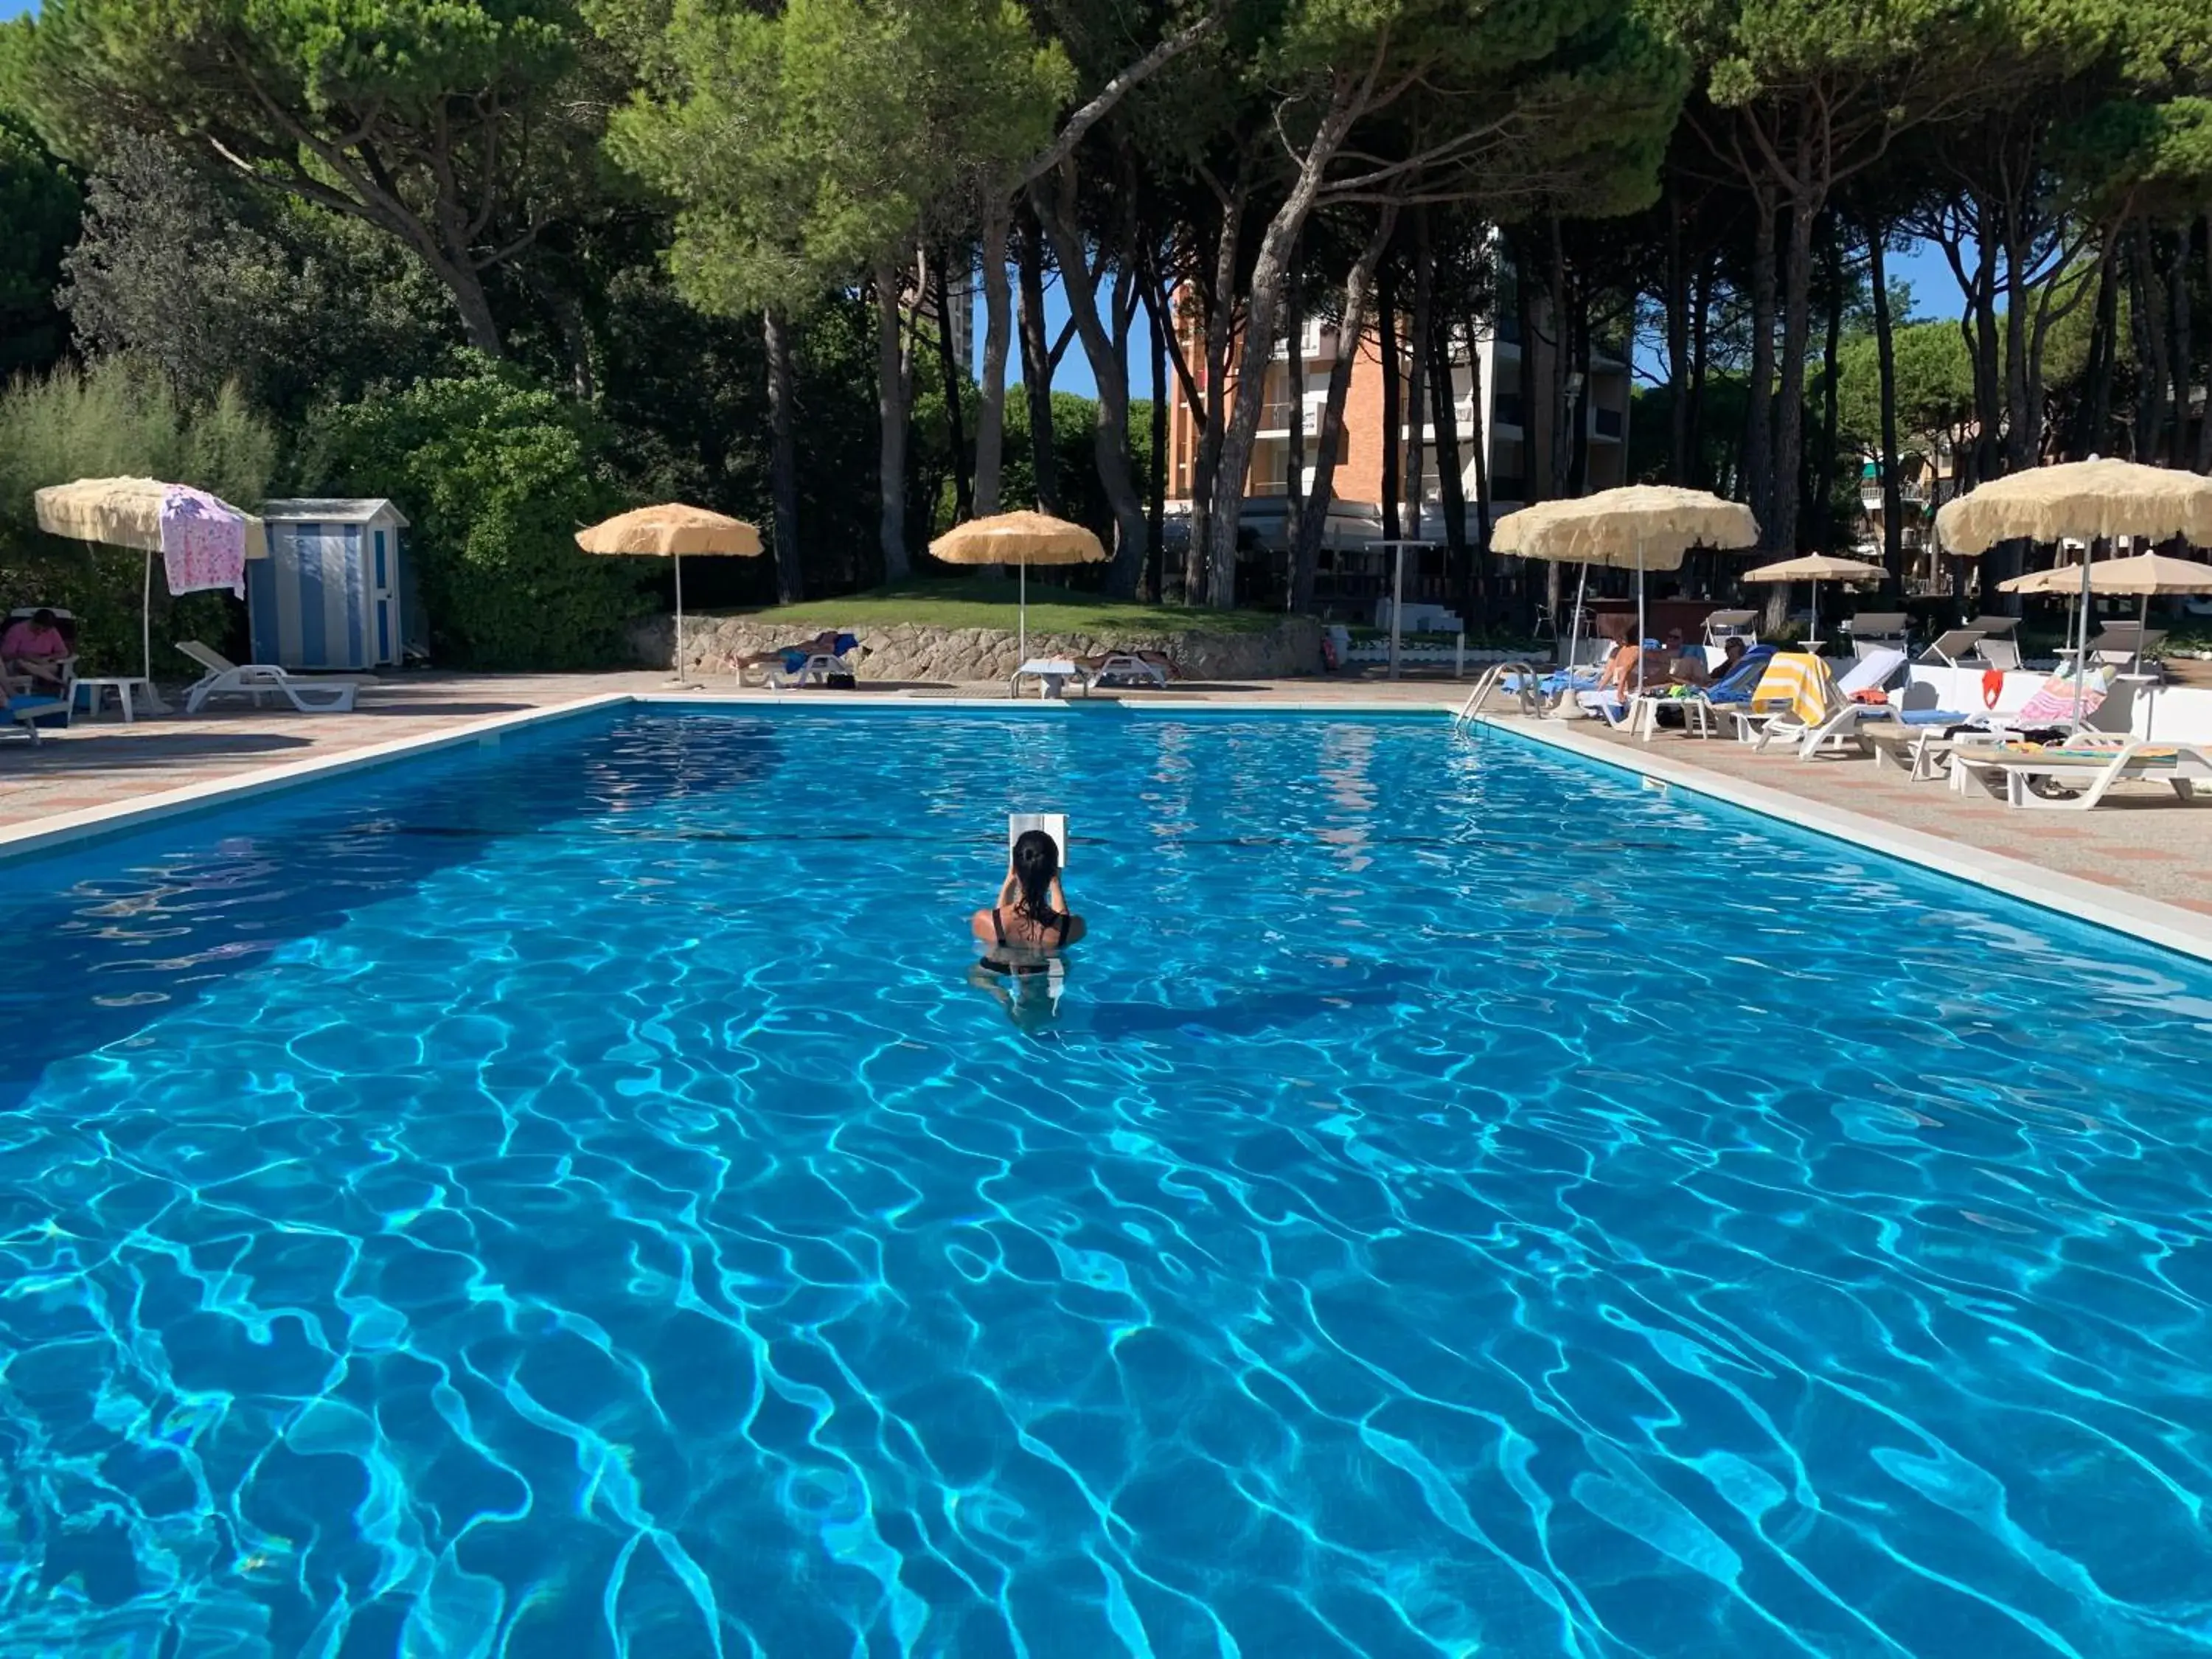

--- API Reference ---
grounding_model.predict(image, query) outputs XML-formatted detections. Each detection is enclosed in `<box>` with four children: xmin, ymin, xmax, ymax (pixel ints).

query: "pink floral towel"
<box><xmin>159</xmin><ymin>485</ymin><xmax>247</xmax><ymax>599</ymax></box>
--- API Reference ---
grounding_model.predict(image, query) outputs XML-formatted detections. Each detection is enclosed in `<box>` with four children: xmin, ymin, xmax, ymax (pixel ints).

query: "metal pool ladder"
<box><xmin>1454</xmin><ymin>660</ymin><xmax>1547</xmax><ymax>728</ymax></box>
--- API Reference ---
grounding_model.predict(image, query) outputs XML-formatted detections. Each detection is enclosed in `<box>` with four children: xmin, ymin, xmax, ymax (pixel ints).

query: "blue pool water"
<box><xmin>3</xmin><ymin>707</ymin><xmax>2211</xmax><ymax>1658</ymax></box>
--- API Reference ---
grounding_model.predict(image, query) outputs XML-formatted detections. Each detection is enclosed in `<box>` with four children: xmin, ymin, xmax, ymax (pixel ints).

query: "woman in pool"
<box><xmin>972</xmin><ymin>828</ymin><xmax>1085</xmax><ymax>970</ymax></box>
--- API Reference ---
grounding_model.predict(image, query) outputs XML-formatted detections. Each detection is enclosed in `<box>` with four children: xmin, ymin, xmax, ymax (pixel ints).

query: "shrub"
<box><xmin>0</xmin><ymin>357</ymin><xmax>274</xmax><ymax>672</ymax></box>
<box><xmin>306</xmin><ymin>357</ymin><xmax>653</xmax><ymax>669</ymax></box>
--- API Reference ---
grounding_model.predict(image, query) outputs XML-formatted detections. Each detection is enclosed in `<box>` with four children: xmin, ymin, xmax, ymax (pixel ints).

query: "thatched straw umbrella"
<box><xmin>577</xmin><ymin>504</ymin><xmax>763</xmax><ymax>687</ymax></box>
<box><xmin>929</xmin><ymin>510</ymin><xmax>1107</xmax><ymax>664</ymax></box>
<box><xmin>1494</xmin><ymin>486</ymin><xmax>1760</xmax><ymax>692</ymax></box>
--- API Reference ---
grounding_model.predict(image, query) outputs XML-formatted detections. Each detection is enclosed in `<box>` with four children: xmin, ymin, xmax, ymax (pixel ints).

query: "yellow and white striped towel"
<box><xmin>1746</xmin><ymin>652</ymin><xmax>1834</xmax><ymax>726</ymax></box>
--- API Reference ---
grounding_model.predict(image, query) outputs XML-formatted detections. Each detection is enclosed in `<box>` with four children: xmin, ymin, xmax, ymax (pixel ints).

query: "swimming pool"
<box><xmin>4</xmin><ymin>705</ymin><xmax>2209</xmax><ymax>1657</ymax></box>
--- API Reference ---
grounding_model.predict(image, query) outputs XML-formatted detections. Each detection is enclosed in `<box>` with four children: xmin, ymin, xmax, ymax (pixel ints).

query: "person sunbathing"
<box><xmin>1669</xmin><ymin>636</ymin><xmax>1745</xmax><ymax>688</ymax></box>
<box><xmin>1593</xmin><ymin>638</ymin><xmax>1668</xmax><ymax>697</ymax></box>
<box><xmin>735</xmin><ymin>630</ymin><xmax>846</xmax><ymax>672</ymax></box>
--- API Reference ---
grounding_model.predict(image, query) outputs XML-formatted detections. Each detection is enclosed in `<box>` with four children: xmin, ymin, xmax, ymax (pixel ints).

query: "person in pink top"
<box><xmin>1</xmin><ymin>609</ymin><xmax>70</xmax><ymax>689</ymax></box>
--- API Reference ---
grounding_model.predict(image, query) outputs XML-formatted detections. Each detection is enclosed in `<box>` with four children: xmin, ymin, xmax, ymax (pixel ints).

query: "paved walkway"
<box><xmin>8</xmin><ymin>669</ymin><xmax>2209</xmax><ymax>923</ymax></box>
<box><xmin>1559</xmin><ymin>714</ymin><xmax>2212</xmax><ymax>915</ymax></box>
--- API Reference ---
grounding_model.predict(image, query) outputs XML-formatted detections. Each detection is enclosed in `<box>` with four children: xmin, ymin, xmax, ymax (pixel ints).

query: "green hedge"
<box><xmin>307</xmin><ymin>358</ymin><xmax>654</xmax><ymax>669</ymax></box>
<box><xmin>0</xmin><ymin>358</ymin><xmax>274</xmax><ymax>674</ymax></box>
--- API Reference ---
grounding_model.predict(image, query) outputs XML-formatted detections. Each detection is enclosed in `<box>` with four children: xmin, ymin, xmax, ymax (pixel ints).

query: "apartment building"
<box><xmin>1164</xmin><ymin>263</ymin><xmax>1630</xmax><ymax>610</ymax></box>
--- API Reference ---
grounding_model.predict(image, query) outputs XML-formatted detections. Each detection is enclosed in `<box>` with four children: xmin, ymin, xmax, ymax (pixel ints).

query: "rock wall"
<box><xmin>633</xmin><ymin>614</ymin><xmax>1324</xmax><ymax>684</ymax></box>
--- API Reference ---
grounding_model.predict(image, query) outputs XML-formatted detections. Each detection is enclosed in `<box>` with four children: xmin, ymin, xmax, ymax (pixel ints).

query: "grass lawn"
<box><xmin>706</xmin><ymin>577</ymin><xmax>1286</xmax><ymax>637</ymax></box>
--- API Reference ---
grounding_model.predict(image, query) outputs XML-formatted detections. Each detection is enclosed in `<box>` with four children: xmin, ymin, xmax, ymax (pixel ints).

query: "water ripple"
<box><xmin>1</xmin><ymin>710</ymin><xmax>2210</xmax><ymax>1656</ymax></box>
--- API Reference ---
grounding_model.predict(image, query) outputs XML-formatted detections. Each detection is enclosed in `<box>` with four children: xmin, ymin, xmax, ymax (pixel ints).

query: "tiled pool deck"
<box><xmin>8</xmin><ymin>669</ymin><xmax>2211</xmax><ymax>954</ymax></box>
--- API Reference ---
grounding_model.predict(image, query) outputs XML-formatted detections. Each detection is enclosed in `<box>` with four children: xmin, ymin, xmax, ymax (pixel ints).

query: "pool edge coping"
<box><xmin>7</xmin><ymin>690</ymin><xmax>2211</xmax><ymax>966</ymax></box>
<box><xmin>0</xmin><ymin>693</ymin><xmax>636</xmax><ymax>860</ymax></box>
<box><xmin>1475</xmin><ymin>712</ymin><xmax>2212</xmax><ymax>965</ymax></box>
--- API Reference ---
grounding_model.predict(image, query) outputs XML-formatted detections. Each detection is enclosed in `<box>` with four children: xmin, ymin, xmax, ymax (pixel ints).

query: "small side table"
<box><xmin>72</xmin><ymin>676</ymin><xmax>169</xmax><ymax>723</ymax></box>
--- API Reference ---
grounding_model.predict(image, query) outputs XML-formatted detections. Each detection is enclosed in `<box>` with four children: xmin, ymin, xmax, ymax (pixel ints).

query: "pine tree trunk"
<box><xmin>764</xmin><ymin>308</ymin><xmax>804</xmax><ymax>602</ymax></box>
<box><xmin>2198</xmin><ymin>216</ymin><xmax>2212</xmax><ymax>473</ymax></box>
<box><xmin>1285</xmin><ymin>242</ymin><xmax>1306</xmax><ymax>521</ymax></box>
<box><xmin>1771</xmin><ymin>195</ymin><xmax>1815</xmax><ymax>557</ymax></box>
<box><xmin>1205</xmin><ymin>80</ymin><xmax>1365</xmax><ymax>608</ymax></box>
<box><xmin>1745</xmin><ymin>186</ymin><xmax>1778</xmax><ymax>540</ymax></box>
<box><xmin>2129</xmin><ymin>221</ymin><xmax>2168</xmax><ymax>464</ymax></box>
<box><xmin>1689</xmin><ymin>256</ymin><xmax>1713</xmax><ymax>489</ymax></box>
<box><xmin>1378</xmin><ymin>257</ymin><xmax>1401</xmax><ymax>542</ymax></box>
<box><xmin>2003</xmin><ymin>219</ymin><xmax>2038</xmax><ymax>473</ymax></box>
<box><xmin>1147</xmin><ymin>277</ymin><xmax>1168</xmax><ymax>599</ymax></box>
<box><xmin>1466</xmin><ymin>310</ymin><xmax>1493</xmax><ymax>622</ymax></box>
<box><xmin>973</xmin><ymin>206</ymin><xmax>1012</xmax><ymax>517</ymax></box>
<box><xmin>1032</xmin><ymin>169</ymin><xmax>1147</xmax><ymax>597</ymax></box>
<box><xmin>1966</xmin><ymin>220</ymin><xmax>2004</xmax><ymax>485</ymax></box>
<box><xmin>1667</xmin><ymin>182</ymin><xmax>1691</xmax><ymax>487</ymax></box>
<box><xmin>1812</xmin><ymin>226</ymin><xmax>1843</xmax><ymax>554</ymax></box>
<box><xmin>1293</xmin><ymin>207</ymin><xmax>1396</xmax><ymax>612</ymax></box>
<box><xmin>874</xmin><ymin>263</ymin><xmax>911</xmax><ymax>582</ymax></box>
<box><xmin>934</xmin><ymin>248</ymin><xmax>973</xmax><ymax>522</ymax></box>
<box><xmin>2171</xmin><ymin>233</ymin><xmax>2193</xmax><ymax>468</ymax></box>
<box><xmin>1547</xmin><ymin>215</ymin><xmax>1573</xmax><ymax>505</ymax></box>
<box><xmin>1016</xmin><ymin>210</ymin><xmax>1060</xmax><ymax>514</ymax></box>
<box><xmin>1402</xmin><ymin>209</ymin><xmax>1433</xmax><ymax>544</ymax></box>
<box><xmin>1428</xmin><ymin>316</ymin><xmax>1470</xmax><ymax>619</ymax></box>
<box><xmin>1186</xmin><ymin>194</ymin><xmax>1242</xmax><ymax>603</ymax></box>
<box><xmin>1865</xmin><ymin>226</ymin><xmax>1905</xmax><ymax>593</ymax></box>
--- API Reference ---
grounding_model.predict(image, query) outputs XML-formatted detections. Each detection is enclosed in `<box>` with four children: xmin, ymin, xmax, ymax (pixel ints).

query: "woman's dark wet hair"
<box><xmin>1009</xmin><ymin>829</ymin><xmax>1060</xmax><ymax>925</ymax></box>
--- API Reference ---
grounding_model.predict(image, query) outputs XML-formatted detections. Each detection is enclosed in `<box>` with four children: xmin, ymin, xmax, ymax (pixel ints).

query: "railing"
<box><xmin>1455</xmin><ymin>661</ymin><xmax>1547</xmax><ymax>725</ymax></box>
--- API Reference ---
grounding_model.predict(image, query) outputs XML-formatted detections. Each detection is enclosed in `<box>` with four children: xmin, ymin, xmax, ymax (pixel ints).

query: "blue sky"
<box><xmin>1018</xmin><ymin>239</ymin><xmax>1971</xmax><ymax>400</ymax></box>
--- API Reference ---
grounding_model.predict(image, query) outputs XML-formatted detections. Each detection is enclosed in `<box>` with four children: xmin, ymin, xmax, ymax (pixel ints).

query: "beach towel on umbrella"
<box><xmin>159</xmin><ymin>484</ymin><xmax>248</xmax><ymax>598</ymax></box>
<box><xmin>1746</xmin><ymin>651</ymin><xmax>1829</xmax><ymax>726</ymax></box>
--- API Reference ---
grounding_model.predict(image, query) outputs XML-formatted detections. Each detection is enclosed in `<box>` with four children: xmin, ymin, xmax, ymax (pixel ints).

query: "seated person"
<box><xmin>1669</xmin><ymin>636</ymin><xmax>1747</xmax><ymax>688</ymax></box>
<box><xmin>971</xmin><ymin>828</ymin><xmax>1085</xmax><ymax>970</ymax></box>
<box><xmin>1</xmin><ymin>609</ymin><xmax>71</xmax><ymax>689</ymax></box>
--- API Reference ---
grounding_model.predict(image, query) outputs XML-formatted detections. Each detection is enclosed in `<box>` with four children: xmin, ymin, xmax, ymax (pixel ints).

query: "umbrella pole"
<box><xmin>672</xmin><ymin>551</ymin><xmax>688</xmax><ymax>688</ymax></box>
<box><xmin>1565</xmin><ymin>563</ymin><xmax>1590</xmax><ymax>688</ymax></box>
<box><xmin>2073</xmin><ymin>538</ymin><xmax>2096</xmax><ymax>723</ymax></box>
<box><xmin>142</xmin><ymin>549</ymin><xmax>153</xmax><ymax>683</ymax></box>
<box><xmin>1635</xmin><ymin>546</ymin><xmax>1646</xmax><ymax>699</ymax></box>
<box><xmin>1809</xmin><ymin>580</ymin><xmax>1819</xmax><ymax>652</ymax></box>
<box><xmin>1389</xmin><ymin>541</ymin><xmax>1405</xmax><ymax>681</ymax></box>
<box><xmin>1019</xmin><ymin>556</ymin><xmax>1027</xmax><ymax>666</ymax></box>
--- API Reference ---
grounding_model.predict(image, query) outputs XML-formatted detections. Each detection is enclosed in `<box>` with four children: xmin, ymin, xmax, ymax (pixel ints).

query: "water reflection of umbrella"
<box><xmin>1936</xmin><ymin>459</ymin><xmax>2212</xmax><ymax>722</ymax></box>
<box><xmin>1741</xmin><ymin>552</ymin><xmax>1883</xmax><ymax>649</ymax></box>
<box><xmin>33</xmin><ymin>476</ymin><xmax>268</xmax><ymax>681</ymax></box>
<box><xmin>1494</xmin><ymin>486</ymin><xmax>1760</xmax><ymax>695</ymax></box>
<box><xmin>929</xmin><ymin>510</ymin><xmax>1107</xmax><ymax>664</ymax></box>
<box><xmin>576</xmin><ymin>504</ymin><xmax>763</xmax><ymax>688</ymax></box>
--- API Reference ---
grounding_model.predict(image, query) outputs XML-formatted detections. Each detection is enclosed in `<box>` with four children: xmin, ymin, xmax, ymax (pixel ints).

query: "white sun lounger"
<box><xmin>1088</xmin><ymin>652</ymin><xmax>1171</xmax><ymax>688</ymax></box>
<box><xmin>1950</xmin><ymin>740</ymin><xmax>2212</xmax><ymax>810</ymax></box>
<box><xmin>1747</xmin><ymin>649</ymin><xmax>1907</xmax><ymax>758</ymax></box>
<box><xmin>177</xmin><ymin>641</ymin><xmax>365</xmax><ymax>714</ymax></box>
